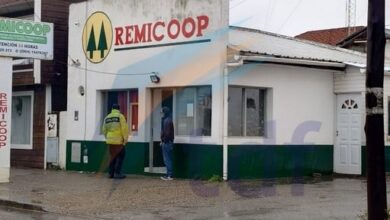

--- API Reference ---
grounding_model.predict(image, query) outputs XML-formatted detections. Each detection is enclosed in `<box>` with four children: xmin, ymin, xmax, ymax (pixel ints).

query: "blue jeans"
<box><xmin>162</xmin><ymin>142</ymin><xmax>173</xmax><ymax>177</ymax></box>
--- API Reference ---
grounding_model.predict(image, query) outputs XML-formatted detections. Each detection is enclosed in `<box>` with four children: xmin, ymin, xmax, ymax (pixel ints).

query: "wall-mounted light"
<box><xmin>78</xmin><ymin>86</ymin><xmax>85</xmax><ymax>96</ymax></box>
<box><xmin>150</xmin><ymin>72</ymin><xmax>160</xmax><ymax>83</ymax></box>
<box><xmin>71</xmin><ymin>58</ymin><xmax>81</xmax><ymax>66</ymax></box>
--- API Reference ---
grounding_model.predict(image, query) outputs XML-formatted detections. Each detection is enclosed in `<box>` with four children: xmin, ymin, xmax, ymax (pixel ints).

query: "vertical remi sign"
<box><xmin>0</xmin><ymin>17</ymin><xmax>53</xmax><ymax>182</ymax></box>
<box><xmin>0</xmin><ymin>57</ymin><xmax>12</xmax><ymax>183</ymax></box>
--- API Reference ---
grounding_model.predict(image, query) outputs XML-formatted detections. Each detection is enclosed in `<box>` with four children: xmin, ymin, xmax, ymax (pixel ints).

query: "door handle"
<box><xmin>336</xmin><ymin>130</ymin><xmax>339</xmax><ymax>136</ymax></box>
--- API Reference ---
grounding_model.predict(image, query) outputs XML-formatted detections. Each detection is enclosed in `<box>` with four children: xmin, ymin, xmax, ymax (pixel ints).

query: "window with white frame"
<box><xmin>228</xmin><ymin>87</ymin><xmax>266</xmax><ymax>137</ymax></box>
<box><xmin>175</xmin><ymin>86</ymin><xmax>212</xmax><ymax>136</ymax></box>
<box><xmin>101</xmin><ymin>89</ymin><xmax>139</xmax><ymax>134</ymax></box>
<box><xmin>11</xmin><ymin>91</ymin><xmax>34</xmax><ymax>149</ymax></box>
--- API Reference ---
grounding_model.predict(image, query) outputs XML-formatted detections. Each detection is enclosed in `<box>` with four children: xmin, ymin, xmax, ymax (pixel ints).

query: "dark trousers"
<box><xmin>108</xmin><ymin>145</ymin><xmax>125</xmax><ymax>177</ymax></box>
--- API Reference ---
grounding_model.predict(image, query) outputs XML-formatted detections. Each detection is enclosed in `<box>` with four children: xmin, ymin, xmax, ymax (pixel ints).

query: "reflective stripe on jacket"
<box><xmin>102</xmin><ymin>109</ymin><xmax>129</xmax><ymax>145</ymax></box>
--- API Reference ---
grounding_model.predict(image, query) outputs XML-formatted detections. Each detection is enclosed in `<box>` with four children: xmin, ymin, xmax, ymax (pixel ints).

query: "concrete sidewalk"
<box><xmin>0</xmin><ymin>168</ymin><xmax>384</xmax><ymax>219</ymax></box>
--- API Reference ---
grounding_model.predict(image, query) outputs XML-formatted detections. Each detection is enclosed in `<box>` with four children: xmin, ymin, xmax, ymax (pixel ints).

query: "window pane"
<box><xmin>195</xmin><ymin>87</ymin><xmax>212</xmax><ymax>136</ymax></box>
<box><xmin>131</xmin><ymin>104</ymin><xmax>138</xmax><ymax>132</ymax></box>
<box><xmin>130</xmin><ymin>89</ymin><xmax>138</xmax><ymax>103</ymax></box>
<box><xmin>246</xmin><ymin>88</ymin><xmax>265</xmax><ymax>136</ymax></box>
<box><xmin>11</xmin><ymin>96</ymin><xmax>32</xmax><ymax>145</ymax></box>
<box><xmin>129</xmin><ymin>89</ymin><xmax>139</xmax><ymax>132</ymax></box>
<box><xmin>228</xmin><ymin>87</ymin><xmax>243</xmax><ymax>136</ymax></box>
<box><xmin>117</xmin><ymin>92</ymin><xmax>128</xmax><ymax>120</ymax></box>
<box><xmin>176</xmin><ymin>88</ymin><xmax>195</xmax><ymax>135</ymax></box>
<box><xmin>106</xmin><ymin>91</ymin><xmax>128</xmax><ymax>119</ymax></box>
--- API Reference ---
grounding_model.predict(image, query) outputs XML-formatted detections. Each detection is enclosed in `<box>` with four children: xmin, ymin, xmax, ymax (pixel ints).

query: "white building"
<box><xmin>65</xmin><ymin>0</ymin><xmax>390</xmax><ymax>179</ymax></box>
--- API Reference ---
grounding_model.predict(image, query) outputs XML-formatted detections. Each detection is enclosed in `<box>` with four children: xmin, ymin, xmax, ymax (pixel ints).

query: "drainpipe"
<box><xmin>222</xmin><ymin>67</ymin><xmax>228</xmax><ymax>181</ymax></box>
<box><xmin>223</xmin><ymin>59</ymin><xmax>243</xmax><ymax>181</ymax></box>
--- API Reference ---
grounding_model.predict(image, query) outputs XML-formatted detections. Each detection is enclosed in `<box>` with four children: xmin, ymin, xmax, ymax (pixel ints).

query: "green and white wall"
<box><xmin>66</xmin><ymin>0</ymin><xmax>381</xmax><ymax>180</ymax></box>
<box><xmin>226</xmin><ymin>63</ymin><xmax>335</xmax><ymax>179</ymax></box>
<box><xmin>66</xmin><ymin>0</ymin><xmax>227</xmax><ymax>179</ymax></box>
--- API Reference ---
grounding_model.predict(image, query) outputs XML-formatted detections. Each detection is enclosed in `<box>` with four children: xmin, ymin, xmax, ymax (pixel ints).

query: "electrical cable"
<box><xmin>229</xmin><ymin>0</ymin><xmax>249</xmax><ymax>9</ymax></box>
<box><xmin>276</xmin><ymin>0</ymin><xmax>304</xmax><ymax>33</ymax></box>
<box><xmin>55</xmin><ymin>58</ymin><xmax>154</xmax><ymax>76</ymax></box>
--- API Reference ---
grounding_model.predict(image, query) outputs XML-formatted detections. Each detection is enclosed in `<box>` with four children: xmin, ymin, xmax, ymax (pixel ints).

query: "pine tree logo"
<box><xmin>87</xmin><ymin>25</ymin><xmax>97</xmax><ymax>59</ymax></box>
<box><xmin>82</xmin><ymin>12</ymin><xmax>113</xmax><ymax>63</ymax></box>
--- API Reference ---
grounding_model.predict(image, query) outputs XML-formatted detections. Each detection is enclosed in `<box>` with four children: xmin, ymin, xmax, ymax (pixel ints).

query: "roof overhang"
<box><xmin>227</xmin><ymin>55</ymin><xmax>390</xmax><ymax>74</ymax></box>
<box><xmin>229</xmin><ymin>55</ymin><xmax>346</xmax><ymax>71</ymax></box>
<box><xmin>344</xmin><ymin>62</ymin><xmax>390</xmax><ymax>74</ymax></box>
<box><xmin>0</xmin><ymin>0</ymin><xmax>33</xmax><ymax>17</ymax></box>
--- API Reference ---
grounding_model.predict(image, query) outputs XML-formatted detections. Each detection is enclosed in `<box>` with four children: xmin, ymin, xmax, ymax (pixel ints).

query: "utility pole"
<box><xmin>346</xmin><ymin>0</ymin><xmax>356</xmax><ymax>35</ymax></box>
<box><xmin>365</xmin><ymin>0</ymin><xmax>387</xmax><ymax>218</ymax></box>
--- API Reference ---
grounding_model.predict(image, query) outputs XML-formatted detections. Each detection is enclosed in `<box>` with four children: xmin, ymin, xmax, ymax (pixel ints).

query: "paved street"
<box><xmin>0</xmin><ymin>169</ymin><xmax>384</xmax><ymax>219</ymax></box>
<box><xmin>0</xmin><ymin>206</ymin><xmax>83</xmax><ymax>220</ymax></box>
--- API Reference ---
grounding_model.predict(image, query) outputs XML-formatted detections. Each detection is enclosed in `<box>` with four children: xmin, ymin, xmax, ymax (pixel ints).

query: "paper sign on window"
<box><xmin>187</xmin><ymin>103</ymin><xmax>194</xmax><ymax>117</ymax></box>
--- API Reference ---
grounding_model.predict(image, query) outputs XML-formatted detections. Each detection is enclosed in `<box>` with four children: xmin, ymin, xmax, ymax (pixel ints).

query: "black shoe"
<box><xmin>108</xmin><ymin>174</ymin><xmax>114</xmax><ymax>179</ymax></box>
<box><xmin>113</xmin><ymin>174</ymin><xmax>126</xmax><ymax>179</ymax></box>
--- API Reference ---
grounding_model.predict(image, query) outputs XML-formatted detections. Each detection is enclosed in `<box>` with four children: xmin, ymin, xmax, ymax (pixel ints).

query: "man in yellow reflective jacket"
<box><xmin>102</xmin><ymin>104</ymin><xmax>129</xmax><ymax>179</ymax></box>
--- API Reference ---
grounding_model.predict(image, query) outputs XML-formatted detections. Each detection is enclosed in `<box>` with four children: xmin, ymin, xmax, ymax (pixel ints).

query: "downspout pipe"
<box><xmin>223</xmin><ymin>60</ymin><xmax>244</xmax><ymax>181</ymax></box>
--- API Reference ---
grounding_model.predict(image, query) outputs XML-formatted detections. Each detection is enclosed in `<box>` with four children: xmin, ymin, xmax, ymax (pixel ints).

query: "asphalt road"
<box><xmin>0</xmin><ymin>169</ymin><xmax>378</xmax><ymax>219</ymax></box>
<box><xmin>0</xmin><ymin>206</ymin><xmax>88</xmax><ymax>220</ymax></box>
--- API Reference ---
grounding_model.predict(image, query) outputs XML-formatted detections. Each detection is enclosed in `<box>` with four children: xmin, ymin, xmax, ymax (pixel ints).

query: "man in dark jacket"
<box><xmin>160</xmin><ymin>106</ymin><xmax>174</xmax><ymax>180</ymax></box>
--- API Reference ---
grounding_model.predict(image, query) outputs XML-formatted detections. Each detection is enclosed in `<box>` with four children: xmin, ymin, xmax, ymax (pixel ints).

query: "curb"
<box><xmin>0</xmin><ymin>199</ymin><xmax>46</xmax><ymax>212</ymax></box>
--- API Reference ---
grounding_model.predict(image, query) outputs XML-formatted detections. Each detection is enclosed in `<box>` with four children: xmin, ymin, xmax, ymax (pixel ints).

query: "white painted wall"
<box><xmin>33</xmin><ymin>0</ymin><xmax>42</xmax><ymax>84</ymax></box>
<box><xmin>334</xmin><ymin>66</ymin><xmax>365</xmax><ymax>93</ymax></box>
<box><xmin>383</xmin><ymin>76</ymin><xmax>390</xmax><ymax>145</ymax></box>
<box><xmin>228</xmin><ymin>64</ymin><xmax>335</xmax><ymax>145</ymax></box>
<box><xmin>59</xmin><ymin>111</ymin><xmax>67</xmax><ymax>169</ymax></box>
<box><xmin>385</xmin><ymin>42</ymin><xmax>390</xmax><ymax>62</ymax></box>
<box><xmin>44</xmin><ymin>85</ymin><xmax>52</xmax><ymax>169</ymax></box>
<box><xmin>67</xmin><ymin>0</ymin><xmax>228</xmax><ymax>145</ymax></box>
<box><xmin>0</xmin><ymin>57</ymin><xmax>12</xmax><ymax>183</ymax></box>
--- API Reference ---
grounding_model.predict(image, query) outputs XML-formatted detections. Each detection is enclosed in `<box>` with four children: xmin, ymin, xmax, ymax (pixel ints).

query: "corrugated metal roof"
<box><xmin>229</xmin><ymin>26</ymin><xmax>367</xmax><ymax>61</ymax></box>
<box><xmin>236</xmin><ymin>49</ymin><xmax>344</xmax><ymax>63</ymax></box>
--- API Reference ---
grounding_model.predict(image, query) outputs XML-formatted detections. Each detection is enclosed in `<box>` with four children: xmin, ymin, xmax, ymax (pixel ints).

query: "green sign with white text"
<box><xmin>0</xmin><ymin>17</ymin><xmax>53</xmax><ymax>60</ymax></box>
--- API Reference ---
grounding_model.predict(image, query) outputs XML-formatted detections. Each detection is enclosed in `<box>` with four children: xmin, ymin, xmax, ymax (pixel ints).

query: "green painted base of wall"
<box><xmin>228</xmin><ymin>145</ymin><xmax>333</xmax><ymax>179</ymax></box>
<box><xmin>66</xmin><ymin>141</ymin><xmax>222</xmax><ymax>179</ymax></box>
<box><xmin>173</xmin><ymin>144</ymin><xmax>223</xmax><ymax>179</ymax></box>
<box><xmin>361</xmin><ymin>146</ymin><xmax>390</xmax><ymax>176</ymax></box>
<box><xmin>66</xmin><ymin>141</ymin><xmax>147</xmax><ymax>174</ymax></box>
<box><xmin>66</xmin><ymin>142</ymin><xmax>332</xmax><ymax>179</ymax></box>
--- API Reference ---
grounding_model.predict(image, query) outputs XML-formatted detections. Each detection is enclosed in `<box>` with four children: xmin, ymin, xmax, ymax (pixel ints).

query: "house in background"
<box><xmin>295</xmin><ymin>26</ymin><xmax>366</xmax><ymax>46</ymax></box>
<box><xmin>0</xmin><ymin>0</ymin><xmax>79</xmax><ymax>169</ymax></box>
<box><xmin>295</xmin><ymin>26</ymin><xmax>390</xmax><ymax>57</ymax></box>
<box><xmin>336</xmin><ymin>27</ymin><xmax>390</xmax><ymax>60</ymax></box>
<box><xmin>296</xmin><ymin>26</ymin><xmax>390</xmax><ymax>176</ymax></box>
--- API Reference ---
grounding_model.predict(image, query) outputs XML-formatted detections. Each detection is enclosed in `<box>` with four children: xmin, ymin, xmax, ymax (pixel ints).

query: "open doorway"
<box><xmin>145</xmin><ymin>86</ymin><xmax>212</xmax><ymax>174</ymax></box>
<box><xmin>145</xmin><ymin>89</ymin><xmax>173</xmax><ymax>174</ymax></box>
